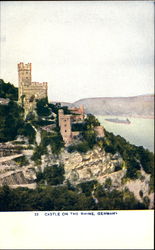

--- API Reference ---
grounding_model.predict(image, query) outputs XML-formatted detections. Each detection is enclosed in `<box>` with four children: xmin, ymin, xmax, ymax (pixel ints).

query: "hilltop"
<box><xmin>57</xmin><ymin>94</ymin><xmax>154</xmax><ymax>118</ymax></box>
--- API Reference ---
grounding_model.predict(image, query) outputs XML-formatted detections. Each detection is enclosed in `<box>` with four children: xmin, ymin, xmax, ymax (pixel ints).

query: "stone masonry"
<box><xmin>58</xmin><ymin>109</ymin><xmax>72</xmax><ymax>144</ymax></box>
<box><xmin>18</xmin><ymin>62</ymin><xmax>48</xmax><ymax>113</ymax></box>
<box><xmin>58</xmin><ymin>108</ymin><xmax>105</xmax><ymax>145</ymax></box>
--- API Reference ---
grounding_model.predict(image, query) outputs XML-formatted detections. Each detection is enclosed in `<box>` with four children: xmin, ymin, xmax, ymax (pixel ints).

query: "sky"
<box><xmin>0</xmin><ymin>1</ymin><xmax>154</xmax><ymax>103</ymax></box>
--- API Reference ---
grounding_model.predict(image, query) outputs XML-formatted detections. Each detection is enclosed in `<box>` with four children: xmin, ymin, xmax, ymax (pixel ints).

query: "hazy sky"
<box><xmin>0</xmin><ymin>1</ymin><xmax>154</xmax><ymax>102</ymax></box>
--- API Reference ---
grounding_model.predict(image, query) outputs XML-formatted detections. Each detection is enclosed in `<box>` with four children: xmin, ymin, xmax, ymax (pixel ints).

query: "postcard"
<box><xmin>0</xmin><ymin>1</ymin><xmax>154</xmax><ymax>249</ymax></box>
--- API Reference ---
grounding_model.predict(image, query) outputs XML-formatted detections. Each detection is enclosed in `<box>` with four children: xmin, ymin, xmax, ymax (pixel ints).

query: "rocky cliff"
<box><xmin>0</xmin><ymin>143</ymin><xmax>153</xmax><ymax>208</ymax></box>
<box><xmin>39</xmin><ymin>146</ymin><xmax>153</xmax><ymax>208</ymax></box>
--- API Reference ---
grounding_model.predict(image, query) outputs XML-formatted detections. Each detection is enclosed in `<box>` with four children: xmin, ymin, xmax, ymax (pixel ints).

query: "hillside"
<box><xmin>0</xmin><ymin>80</ymin><xmax>154</xmax><ymax>210</ymax></box>
<box><xmin>70</xmin><ymin>95</ymin><xmax>154</xmax><ymax>118</ymax></box>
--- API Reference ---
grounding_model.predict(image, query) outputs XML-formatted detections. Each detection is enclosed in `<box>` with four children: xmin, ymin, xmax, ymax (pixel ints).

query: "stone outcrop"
<box><xmin>0</xmin><ymin>148</ymin><xmax>36</xmax><ymax>188</ymax></box>
<box><xmin>0</xmin><ymin>164</ymin><xmax>37</xmax><ymax>186</ymax></box>
<box><xmin>56</xmin><ymin>146</ymin><xmax>153</xmax><ymax>207</ymax></box>
<box><xmin>60</xmin><ymin>147</ymin><xmax>124</xmax><ymax>185</ymax></box>
<box><xmin>0</xmin><ymin>142</ymin><xmax>153</xmax><ymax>208</ymax></box>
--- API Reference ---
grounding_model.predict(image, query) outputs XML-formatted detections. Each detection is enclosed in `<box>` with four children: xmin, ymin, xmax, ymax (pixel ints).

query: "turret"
<box><xmin>18</xmin><ymin>63</ymin><xmax>32</xmax><ymax>104</ymax></box>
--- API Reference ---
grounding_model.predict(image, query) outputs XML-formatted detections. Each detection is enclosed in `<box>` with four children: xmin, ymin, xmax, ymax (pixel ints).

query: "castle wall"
<box><xmin>21</xmin><ymin>84</ymin><xmax>47</xmax><ymax>99</ymax></box>
<box><xmin>18</xmin><ymin>63</ymin><xmax>48</xmax><ymax>112</ymax></box>
<box><xmin>94</xmin><ymin>126</ymin><xmax>105</xmax><ymax>137</ymax></box>
<box><xmin>69</xmin><ymin>106</ymin><xmax>85</xmax><ymax>122</ymax></box>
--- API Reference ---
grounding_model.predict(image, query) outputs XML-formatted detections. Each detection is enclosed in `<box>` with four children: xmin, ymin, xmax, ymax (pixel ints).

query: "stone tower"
<box><xmin>18</xmin><ymin>62</ymin><xmax>32</xmax><ymax>105</ymax></box>
<box><xmin>58</xmin><ymin>109</ymin><xmax>72</xmax><ymax>144</ymax></box>
<box><xmin>18</xmin><ymin>62</ymin><xmax>48</xmax><ymax>113</ymax></box>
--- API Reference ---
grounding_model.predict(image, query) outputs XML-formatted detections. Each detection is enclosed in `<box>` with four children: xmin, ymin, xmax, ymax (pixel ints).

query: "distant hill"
<box><xmin>69</xmin><ymin>94</ymin><xmax>154</xmax><ymax>118</ymax></box>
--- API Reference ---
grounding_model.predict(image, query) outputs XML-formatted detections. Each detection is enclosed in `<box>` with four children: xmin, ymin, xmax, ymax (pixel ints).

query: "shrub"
<box><xmin>14</xmin><ymin>156</ymin><xmax>29</xmax><ymax>167</ymax></box>
<box><xmin>0</xmin><ymin>100</ymin><xmax>24</xmax><ymax>142</ymax></box>
<box><xmin>18</xmin><ymin>123</ymin><xmax>36</xmax><ymax>144</ymax></box>
<box><xmin>0</xmin><ymin>79</ymin><xmax>18</xmax><ymax>101</ymax></box>
<box><xmin>36</xmin><ymin>98</ymin><xmax>51</xmax><ymax>117</ymax></box>
<box><xmin>78</xmin><ymin>180</ymin><xmax>98</xmax><ymax>196</ymax></box>
<box><xmin>36</xmin><ymin>164</ymin><xmax>65</xmax><ymax>186</ymax></box>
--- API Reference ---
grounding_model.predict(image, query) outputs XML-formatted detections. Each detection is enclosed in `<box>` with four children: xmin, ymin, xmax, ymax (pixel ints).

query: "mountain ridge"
<box><xmin>55</xmin><ymin>94</ymin><xmax>154</xmax><ymax>118</ymax></box>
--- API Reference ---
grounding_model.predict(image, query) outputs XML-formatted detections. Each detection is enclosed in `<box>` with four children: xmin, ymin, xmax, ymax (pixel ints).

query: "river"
<box><xmin>97</xmin><ymin>116</ymin><xmax>154</xmax><ymax>152</ymax></box>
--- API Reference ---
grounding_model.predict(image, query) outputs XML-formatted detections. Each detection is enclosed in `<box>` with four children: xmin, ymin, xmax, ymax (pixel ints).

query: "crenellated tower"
<box><xmin>18</xmin><ymin>63</ymin><xmax>32</xmax><ymax>105</ymax></box>
<box><xmin>17</xmin><ymin>62</ymin><xmax>48</xmax><ymax>113</ymax></box>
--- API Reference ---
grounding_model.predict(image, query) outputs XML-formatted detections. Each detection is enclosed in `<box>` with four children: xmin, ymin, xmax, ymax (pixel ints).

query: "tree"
<box><xmin>0</xmin><ymin>100</ymin><xmax>24</xmax><ymax>142</ymax></box>
<box><xmin>85</xmin><ymin>114</ymin><xmax>100</xmax><ymax>128</ymax></box>
<box><xmin>0</xmin><ymin>79</ymin><xmax>18</xmax><ymax>101</ymax></box>
<box><xmin>43</xmin><ymin>165</ymin><xmax>65</xmax><ymax>185</ymax></box>
<box><xmin>18</xmin><ymin>123</ymin><xmax>36</xmax><ymax>144</ymax></box>
<box><xmin>78</xmin><ymin>180</ymin><xmax>98</xmax><ymax>196</ymax></box>
<box><xmin>41</xmin><ymin>130</ymin><xmax>64</xmax><ymax>154</ymax></box>
<box><xmin>104</xmin><ymin>178</ymin><xmax>112</xmax><ymax>190</ymax></box>
<box><xmin>36</xmin><ymin>98</ymin><xmax>51</xmax><ymax>117</ymax></box>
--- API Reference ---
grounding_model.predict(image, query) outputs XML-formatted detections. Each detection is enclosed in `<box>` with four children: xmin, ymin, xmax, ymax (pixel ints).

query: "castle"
<box><xmin>18</xmin><ymin>62</ymin><xmax>48</xmax><ymax>113</ymax></box>
<box><xmin>58</xmin><ymin>107</ymin><xmax>85</xmax><ymax>144</ymax></box>
<box><xmin>18</xmin><ymin>62</ymin><xmax>104</xmax><ymax>144</ymax></box>
<box><xmin>58</xmin><ymin>108</ymin><xmax>105</xmax><ymax>145</ymax></box>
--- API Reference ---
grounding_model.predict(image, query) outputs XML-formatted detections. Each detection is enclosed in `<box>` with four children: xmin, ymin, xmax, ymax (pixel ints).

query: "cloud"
<box><xmin>0</xmin><ymin>1</ymin><xmax>154</xmax><ymax>102</ymax></box>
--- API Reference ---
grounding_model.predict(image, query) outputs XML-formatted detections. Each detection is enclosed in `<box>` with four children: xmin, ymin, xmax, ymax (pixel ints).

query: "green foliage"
<box><xmin>37</xmin><ymin>164</ymin><xmax>65</xmax><ymax>185</ymax></box>
<box><xmin>82</xmin><ymin>130</ymin><xmax>97</xmax><ymax>149</ymax></box>
<box><xmin>67</xmin><ymin>141</ymin><xmax>90</xmax><ymax>153</ymax></box>
<box><xmin>36</xmin><ymin>100</ymin><xmax>70</xmax><ymax>119</ymax></box>
<box><xmin>0</xmin><ymin>100</ymin><xmax>24</xmax><ymax>142</ymax></box>
<box><xmin>18</xmin><ymin>123</ymin><xmax>36</xmax><ymax>144</ymax></box>
<box><xmin>36</xmin><ymin>98</ymin><xmax>51</xmax><ymax>117</ymax></box>
<box><xmin>71</xmin><ymin>122</ymin><xmax>87</xmax><ymax>132</ymax></box>
<box><xmin>14</xmin><ymin>156</ymin><xmax>29</xmax><ymax>167</ymax></box>
<box><xmin>143</xmin><ymin>196</ymin><xmax>150</xmax><ymax>207</ymax></box>
<box><xmin>36</xmin><ymin>172</ymin><xmax>44</xmax><ymax>184</ymax></box>
<box><xmin>31</xmin><ymin>144</ymin><xmax>47</xmax><ymax>163</ymax></box>
<box><xmin>139</xmin><ymin>190</ymin><xmax>143</xmax><ymax>198</ymax></box>
<box><xmin>137</xmin><ymin>146</ymin><xmax>154</xmax><ymax>175</ymax></box>
<box><xmin>25</xmin><ymin>112</ymin><xmax>36</xmax><ymax>122</ymax></box>
<box><xmin>0</xmin><ymin>79</ymin><xmax>18</xmax><ymax>101</ymax></box>
<box><xmin>33</xmin><ymin>119</ymin><xmax>54</xmax><ymax>127</ymax></box>
<box><xmin>149</xmin><ymin>175</ymin><xmax>154</xmax><ymax>193</ymax></box>
<box><xmin>31</xmin><ymin>130</ymin><xmax>64</xmax><ymax>163</ymax></box>
<box><xmin>67</xmin><ymin>114</ymin><xmax>101</xmax><ymax>153</ymax></box>
<box><xmin>104</xmin><ymin>178</ymin><xmax>112</xmax><ymax>190</ymax></box>
<box><xmin>61</xmin><ymin>106</ymin><xmax>72</xmax><ymax>115</ymax></box>
<box><xmin>48</xmin><ymin>102</ymin><xmax>61</xmax><ymax>115</ymax></box>
<box><xmin>41</xmin><ymin>130</ymin><xmax>64</xmax><ymax>154</ymax></box>
<box><xmin>78</xmin><ymin>180</ymin><xmax>98</xmax><ymax>196</ymax></box>
<box><xmin>102</xmin><ymin>130</ymin><xmax>154</xmax><ymax>182</ymax></box>
<box><xmin>75</xmin><ymin>141</ymin><xmax>90</xmax><ymax>153</ymax></box>
<box><xmin>0</xmin><ymin>179</ymin><xmax>148</xmax><ymax>211</ymax></box>
<box><xmin>79</xmin><ymin>114</ymin><xmax>100</xmax><ymax>149</ymax></box>
<box><xmin>85</xmin><ymin>114</ymin><xmax>100</xmax><ymax>128</ymax></box>
<box><xmin>125</xmin><ymin>159</ymin><xmax>140</xmax><ymax>179</ymax></box>
<box><xmin>94</xmin><ymin>183</ymin><xmax>147</xmax><ymax>210</ymax></box>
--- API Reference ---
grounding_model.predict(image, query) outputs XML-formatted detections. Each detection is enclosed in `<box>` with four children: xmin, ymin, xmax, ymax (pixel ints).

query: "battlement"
<box><xmin>18</xmin><ymin>62</ymin><xmax>32</xmax><ymax>71</ymax></box>
<box><xmin>18</xmin><ymin>62</ymin><xmax>48</xmax><ymax>113</ymax></box>
<box><xmin>31</xmin><ymin>82</ymin><xmax>48</xmax><ymax>87</ymax></box>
